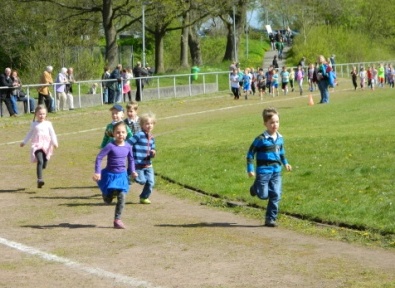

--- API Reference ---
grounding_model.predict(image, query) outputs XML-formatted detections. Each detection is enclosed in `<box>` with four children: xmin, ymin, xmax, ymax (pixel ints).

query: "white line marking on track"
<box><xmin>0</xmin><ymin>236</ymin><xmax>161</xmax><ymax>288</ymax></box>
<box><xmin>0</xmin><ymin>88</ymin><xmax>349</xmax><ymax>147</ymax></box>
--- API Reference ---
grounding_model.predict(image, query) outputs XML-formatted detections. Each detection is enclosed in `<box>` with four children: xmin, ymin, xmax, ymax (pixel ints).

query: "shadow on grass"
<box><xmin>0</xmin><ymin>188</ymin><xmax>27</xmax><ymax>193</ymax></box>
<box><xmin>156</xmin><ymin>222</ymin><xmax>262</xmax><ymax>228</ymax></box>
<box><xmin>21</xmin><ymin>223</ymin><xmax>97</xmax><ymax>229</ymax></box>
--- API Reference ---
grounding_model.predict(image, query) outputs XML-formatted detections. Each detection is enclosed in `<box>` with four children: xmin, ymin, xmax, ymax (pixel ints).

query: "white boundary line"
<box><xmin>1</xmin><ymin>87</ymin><xmax>353</xmax><ymax>147</ymax></box>
<box><xmin>0</xmin><ymin>236</ymin><xmax>160</xmax><ymax>288</ymax></box>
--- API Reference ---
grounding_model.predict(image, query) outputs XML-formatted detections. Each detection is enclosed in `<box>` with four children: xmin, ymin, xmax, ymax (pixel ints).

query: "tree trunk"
<box><xmin>188</xmin><ymin>26</ymin><xmax>202</xmax><ymax>66</ymax></box>
<box><xmin>154</xmin><ymin>30</ymin><xmax>165</xmax><ymax>74</ymax></box>
<box><xmin>222</xmin><ymin>1</ymin><xmax>246</xmax><ymax>62</ymax></box>
<box><xmin>180</xmin><ymin>11</ymin><xmax>190</xmax><ymax>68</ymax></box>
<box><xmin>102</xmin><ymin>0</ymin><xmax>118</xmax><ymax>68</ymax></box>
<box><xmin>223</xmin><ymin>22</ymin><xmax>236</xmax><ymax>62</ymax></box>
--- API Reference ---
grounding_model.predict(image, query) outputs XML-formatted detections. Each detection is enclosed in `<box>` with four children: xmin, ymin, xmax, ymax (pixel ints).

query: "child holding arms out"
<box><xmin>100</xmin><ymin>104</ymin><xmax>133</xmax><ymax>148</ymax></box>
<box><xmin>127</xmin><ymin>113</ymin><xmax>156</xmax><ymax>204</ymax></box>
<box><xmin>124</xmin><ymin>101</ymin><xmax>141</xmax><ymax>134</ymax></box>
<box><xmin>246</xmin><ymin>107</ymin><xmax>292</xmax><ymax>227</ymax></box>
<box><xmin>93</xmin><ymin>122</ymin><xmax>138</xmax><ymax>229</ymax></box>
<box><xmin>20</xmin><ymin>104</ymin><xmax>59</xmax><ymax>188</ymax></box>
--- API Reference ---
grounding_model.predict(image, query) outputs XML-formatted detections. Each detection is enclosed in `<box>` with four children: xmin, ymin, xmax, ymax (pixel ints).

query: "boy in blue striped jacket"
<box><xmin>127</xmin><ymin>113</ymin><xmax>156</xmax><ymax>204</ymax></box>
<box><xmin>246</xmin><ymin>107</ymin><xmax>292</xmax><ymax>227</ymax></box>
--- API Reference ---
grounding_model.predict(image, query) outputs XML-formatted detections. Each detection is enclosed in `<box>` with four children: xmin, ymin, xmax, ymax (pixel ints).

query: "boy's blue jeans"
<box><xmin>135</xmin><ymin>166</ymin><xmax>155</xmax><ymax>199</ymax></box>
<box><xmin>251</xmin><ymin>172</ymin><xmax>282</xmax><ymax>222</ymax></box>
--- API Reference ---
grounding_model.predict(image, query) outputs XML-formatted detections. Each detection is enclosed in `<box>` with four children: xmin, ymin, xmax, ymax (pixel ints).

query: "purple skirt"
<box><xmin>98</xmin><ymin>169</ymin><xmax>129</xmax><ymax>196</ymax></box>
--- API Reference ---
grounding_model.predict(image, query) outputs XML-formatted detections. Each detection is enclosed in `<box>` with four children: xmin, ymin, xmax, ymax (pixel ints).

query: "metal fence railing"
<box><xmin>1</xmin><ymin>61</ymin><xmax>394</xmax><ymax>116</ymax></box>
<box><xmin>0</xmin><ymin>71</ymin><xmax>225</xmax><ymax>116</ymax></box>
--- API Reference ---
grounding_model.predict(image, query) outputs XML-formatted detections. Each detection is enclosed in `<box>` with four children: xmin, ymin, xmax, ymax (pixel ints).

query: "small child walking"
<box><xmin>246</xmin><ymin>107</ymin><xmax>292</xmax><ymax>227</ymax></box>
<box><xmin>93</xmin><ymin>122</ymin><xmax>137</xmax><ymax>229</ymax></box>
<box><xmin>100</xmin><ymin>104</ymin><xmax>133</xmax><ymax>148</ymax></box>
<box><xmin>350</xmin><ymin>66</ymin><xmax>358</xmax><ymax>90</ymax></box>
<box><xmin>124</xmin><ymin>101</ymin><xmax>141</xmax><ymax>134</ymax></box>
<box><xmin>127</xmin><ymin>113</ymin><xmax>156</xmax><ymax>204</ymax></box>
<box><xmin>20</xmin><ymin>104</ymin><xmax>58</xmax><ymax>188</ymax></box>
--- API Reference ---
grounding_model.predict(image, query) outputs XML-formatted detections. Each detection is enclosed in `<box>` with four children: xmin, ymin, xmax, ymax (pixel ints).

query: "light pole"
<box><xmin>233</xmin><ymin>4</ymin><xmax>237</xmax><ymax>62</ymax></box>
<box><xmin>142</xmin><ymin>2</ymin><xmax>146</xmax><ymax>68</ymax></box>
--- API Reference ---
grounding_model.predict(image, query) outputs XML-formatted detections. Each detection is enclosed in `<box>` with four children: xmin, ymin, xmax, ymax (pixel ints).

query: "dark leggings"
<box><xmin>34</xmin><ymin>150</ymin><xmax>47</xmax><ymax>180</ymax></box>
<box><xmin>103</xmin><ymin>190</ymin><xmax>126</xmax><ymax>220</ymax></box>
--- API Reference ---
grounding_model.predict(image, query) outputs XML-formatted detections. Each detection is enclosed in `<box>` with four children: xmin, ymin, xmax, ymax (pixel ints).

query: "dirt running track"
<box><xmin>0</xmin><ymin>178</ymin><xmax>394</xmax><ymax>288</ymax></box>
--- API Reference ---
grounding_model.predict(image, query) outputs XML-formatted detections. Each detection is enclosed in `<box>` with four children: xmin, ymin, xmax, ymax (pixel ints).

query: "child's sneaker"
<box><xmin>114</xmin><ymin>219</ymin><xmax>125</xmax><ymax>229</ymax></box>
<box><xmin>140</xmin><ymin>198</ymin><xmax>151</xmax><ymax>204</ymax></box>
<box><xmin>249</xmin><ymin>186</ymin><xmax>256</xmax><ymax>197</ymax></box>
<box><xmin>37</xmin><ymin>180</ymin><xmax>45</xmax><ymax>188</ymax></box>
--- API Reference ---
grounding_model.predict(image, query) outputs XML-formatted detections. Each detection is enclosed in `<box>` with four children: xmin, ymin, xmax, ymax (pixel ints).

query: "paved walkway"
<box><xmin>262</xmin><ymin>46</ymin><xmax>291</xmax><ymax>69</ymax></box>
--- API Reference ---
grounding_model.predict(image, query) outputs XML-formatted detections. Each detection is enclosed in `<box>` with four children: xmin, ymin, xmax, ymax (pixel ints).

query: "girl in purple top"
<box><xmin>93</xmin><ymin>122</ymin><xmax>137</xmax><ymax>229</ymax></box>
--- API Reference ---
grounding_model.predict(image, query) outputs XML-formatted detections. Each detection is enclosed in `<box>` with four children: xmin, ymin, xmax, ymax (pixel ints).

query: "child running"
<box><xmin>124</xmin><ymin>101</ymin><xmax>141</xmax><ymax>134</ymax></box>
<box><xmin>127</xmin><ymin>113</ymin><xmax>156</xmax><ymax>204</ymax></box>
<box><xmin>20</xmin><ymin>104</ymin><xmax>58</xmax><ymax>188</ymax></box>
<box><xmin>93</xmin><ymin>121</ymin><xmax>137</xmax><ymax>229</ymax></box>
<box><xmin>246</xmin><ymin>107</ymin><xmax>292</xmax><ymax>227</ymax></box>
<box><xmin>100</xmin><ymin>104</ymin><xmax>133</xmax><ymax>148</ymax></box>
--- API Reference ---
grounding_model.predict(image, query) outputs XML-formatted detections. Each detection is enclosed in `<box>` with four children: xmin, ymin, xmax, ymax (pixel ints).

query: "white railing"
<box><xmin>0</xmin><ymin>71</ymin><xmax>225</xmax><ymax>116</ymax></box>
<box><xmin>1</xmin><ymin>61</ymin><xmax>394</xmax><ymax>116</ymax></box>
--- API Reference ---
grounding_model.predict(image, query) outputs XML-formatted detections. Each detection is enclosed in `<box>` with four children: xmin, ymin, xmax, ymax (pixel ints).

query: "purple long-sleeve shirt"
<box><xmin>95</xmin><ymin>142</ymin><xmax>135</xmax><ymax>175</ymax></box>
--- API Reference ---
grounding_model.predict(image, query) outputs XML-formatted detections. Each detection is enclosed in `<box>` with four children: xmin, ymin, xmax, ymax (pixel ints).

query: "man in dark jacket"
<box><xmin>0</xmin><ymin>68</ymin><xmax>17</xmax><ymax>117</ymax></box>
<box><xmin>108</xmin><ymin>64</ymin><xmax>122</xmax><ymax>104</ymax></box>
<box><xmin>133</xmin><ymin>62</ymin><xmax>148</xmax><ymax>102</ymax></box>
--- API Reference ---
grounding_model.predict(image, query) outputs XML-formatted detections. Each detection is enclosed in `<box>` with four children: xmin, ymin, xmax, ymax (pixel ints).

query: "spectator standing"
<box><xmin>37</xmin><ymin>66</ymin><xmax>54</xmax><ymax>113</ymax></box>
<box><xmin>11</xmin><ymin>70</ymin><xmax>35</xmax><ymax>114</ymax></box>
<box><xmin>133</xmin><ymin>62</ymin><xmax>148</xmax><ymax>102</ymax></box>
<box><xmin>65</xmin><ymin>68</ymin><xmax>75</xmax><ymax>110</ymax></box>
<box><xmin>122</xmin><ymin>68</ymin><xmax>133</xmax><ymax>102</ymax></box>
<box><xmin>0</xmin><ymin>67</ymin><xmax>17</xmax><ymax>117</ymax></box>
<box><xmin>108</xmin><ymin>64</ymin><xmax>122</xmax><ymax>103</ymax></box>
<box><xmin>316</xmin><ymin>55</ymin><xmax>330</xmax><ymax>103</ymax></box>
<box><xmin>55</xmin><ymin>67</ymin><xmax>68</xmax><ymax>111</ymax></box>
<box><xmin>102</xmin><ymin>66</ymin><xmax>111</xmax><ymax>104</ymax></box>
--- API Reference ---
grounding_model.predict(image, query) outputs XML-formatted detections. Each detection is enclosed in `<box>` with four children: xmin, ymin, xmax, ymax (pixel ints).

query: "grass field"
<box><xmin>1</xmin><ymin>79</ymin><xmax>394</xmax><ymax>248</ymax></box>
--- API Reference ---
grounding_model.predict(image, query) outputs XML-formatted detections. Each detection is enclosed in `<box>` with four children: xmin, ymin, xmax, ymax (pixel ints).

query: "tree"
<box><xmin>218</xmin><ymin>0</ymin><xmax>248</xmax><ymax>62</ymax></box>
<box><xmin>143</xmin><ymin>0</ymin><xmax>211</xmax><ymax>73</ymax></box>
<box><xmin>18</xmin><ymin>0</ymin><xmax>142</xmax><ymax>69</ymax></box>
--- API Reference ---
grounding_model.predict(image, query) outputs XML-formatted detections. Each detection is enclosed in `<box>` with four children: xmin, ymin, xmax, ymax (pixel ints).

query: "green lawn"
<box><xmin>153</xmin><ymin>87</ymin><xmax>395</xmax><ymax>238</ymax></box>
